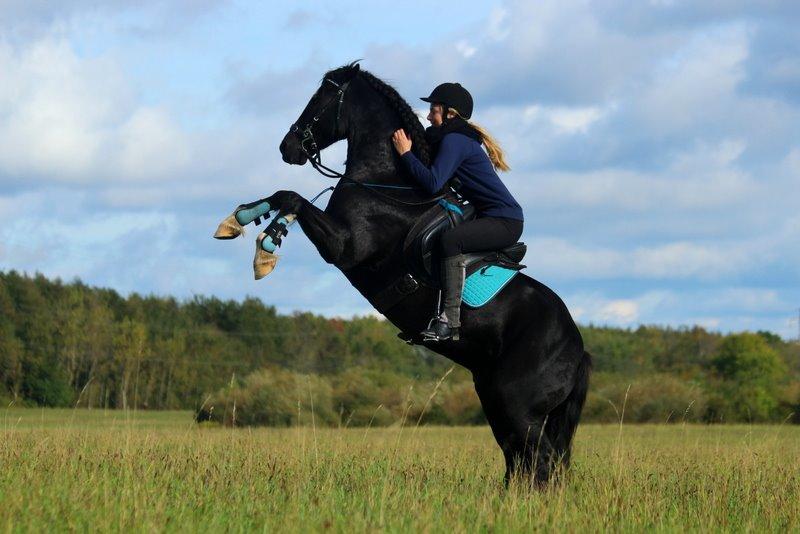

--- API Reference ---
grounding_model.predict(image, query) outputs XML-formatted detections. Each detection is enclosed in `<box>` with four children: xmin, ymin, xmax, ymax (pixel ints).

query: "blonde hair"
<box><xmin>447</xmin><ymin>108</ymin><xmax>510</xmax><ymax>172</ymax></box>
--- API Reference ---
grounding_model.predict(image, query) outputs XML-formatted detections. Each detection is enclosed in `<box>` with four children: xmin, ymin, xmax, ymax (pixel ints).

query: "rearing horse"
<box><xmin>218</xmin><ymin>62</ymin><xmax>591</xmax><ymax>486</ymax></box>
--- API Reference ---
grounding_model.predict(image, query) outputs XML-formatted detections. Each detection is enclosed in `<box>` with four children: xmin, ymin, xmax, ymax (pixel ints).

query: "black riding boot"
<box><xmin>421</xmin><ymin>254</ymin><xmax>466</xmax><ymax>341</ymax></box>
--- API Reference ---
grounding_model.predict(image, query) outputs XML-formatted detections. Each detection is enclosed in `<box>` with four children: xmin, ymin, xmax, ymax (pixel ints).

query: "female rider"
<box><xmin>392</xmin><ymin>82</ymin><xmax>524</xmax><ymax>342</ymax></box>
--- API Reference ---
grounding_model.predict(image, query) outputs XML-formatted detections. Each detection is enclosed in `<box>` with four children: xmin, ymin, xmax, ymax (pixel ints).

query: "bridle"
<box><xmin>290</xmin><ymin>76</ymin><xmax>449</xmax><ymax>207</ymax></box>
<box><xmin>290</xmin><ymin>77</ymin><xmax>351</xmax><ymax>179</ymax></box>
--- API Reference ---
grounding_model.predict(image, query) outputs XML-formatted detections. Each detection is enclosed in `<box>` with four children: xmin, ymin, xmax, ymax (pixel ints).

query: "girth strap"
<box><xmin>371</xmin><ymin>273</ymin><xmax>420</xmax><ymax>314</ymax></box>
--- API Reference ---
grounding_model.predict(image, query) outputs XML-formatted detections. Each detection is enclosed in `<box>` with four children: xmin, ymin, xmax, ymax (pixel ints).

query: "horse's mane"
<box><xmin>325</xmin><ymin>61</ymin><xmax>431</xmax><ymax>166</ymax></box>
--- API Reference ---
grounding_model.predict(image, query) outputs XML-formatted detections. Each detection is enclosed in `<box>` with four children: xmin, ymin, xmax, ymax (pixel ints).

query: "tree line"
<box><xmin>1</xmin><ymin>270</ymin><xmax>798</xmax><ymax>424</ymax></box>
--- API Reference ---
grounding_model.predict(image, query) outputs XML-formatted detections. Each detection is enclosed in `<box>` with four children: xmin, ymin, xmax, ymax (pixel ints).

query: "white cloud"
<box><xmin>0</xmin><ymin>38</ymin><xmax>192</xmax><ymax>185</ymax></box>
<box><xmin>598</xmin><ymin>299</ymin><xmax>639</xmax><ymax>322</ymax></box>
<box><xmin>0</xmin><ymin>39</ymin><xmax>127</xmax><ymax>180</ymax></box>
<box><xmin>634</xmin><ymin>24</ymin><xmax>749</xmax><ymax>135</ymax></box>
<box><xmin>487</xmin><ymin>6</ymin><xmax>510</xmax><ymax>41</ymax></box>
<box><xmin>562</xmin><ymin>286</ymin><xmax>793</xmax><ymax>335</ymax></box>
<box><xmin>522</xmin><ymin>104</ymin><xmax>608</xmax><ymax>134</ymax></box>
<box><xmin>505</xmin><ymin>137</ymin><xmax>758</xmax><ymax>214</ymax></box>
<box><xmin>525</xmin><ymin>236</ymin><xmax>763</xmax><ymax>281</ymax></box>
<box><xmin>567</xmin><ymin>291</ymin><xmax>673</xmax><ymax>326</ymax></box>
<box><xmin>630</xmin><ymin>241</ymin><xmax>746</xmax><ymax>279</ymax></box>
<box><xmin>117</xmin><ymin>107</ymin><xmax>191</xmax><ymax>181</ymax></box>
<box><xmin>705</xmin><ymin>288</ymin><xmax>785</xmax><ymax>313</ymax></box>
<box><xmin>455</xmin><ymin>40</ymin><xmax>477</xmax><ymax>59</ymax></box>
<box><xmin>547</xmin><ymin>106</ymin><xmax>606</xmax><ymax>135</ymax></box>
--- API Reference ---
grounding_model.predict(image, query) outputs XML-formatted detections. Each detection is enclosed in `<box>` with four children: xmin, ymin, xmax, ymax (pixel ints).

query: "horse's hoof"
<box><xmin>213</xmin><ymin>213</ymin><xmax>245</xmax><ymax>240</ymax></box>
<box><xmin>254</xmin><ymin>234</ymin><xmax>279</xmax><ymax>279</ymax></box>
<box><xmin>254</xmin><ymin>250</ymin><xmax>278</xmax><ymax>279</ymax></box>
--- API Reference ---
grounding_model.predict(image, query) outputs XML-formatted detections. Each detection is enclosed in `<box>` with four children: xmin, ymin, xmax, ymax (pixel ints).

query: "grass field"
<box><xmin>1</xmin><ymin>408</ymin><xmax>799</xmax><ymax>532</ymax></box>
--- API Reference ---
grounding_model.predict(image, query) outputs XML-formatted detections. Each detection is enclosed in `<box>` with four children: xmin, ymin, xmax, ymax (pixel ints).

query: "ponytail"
<box><xmin>448</xmin><ymin>108</ymin><xmax>511</xmax><ymax>172</ymax></box>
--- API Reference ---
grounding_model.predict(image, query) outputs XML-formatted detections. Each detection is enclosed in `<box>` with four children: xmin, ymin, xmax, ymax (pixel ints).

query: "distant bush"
<box><xmin>331</xmin><ymin>368</ymin><xmax>402</xmax><ymax>426</ymax></box>
<box><xmin>203</xmin><ymin>366</ymin><xmax>488</xmax><ymax>427</ymax></box>
<box><xmin>779</xmin><ymin>381</ymin><xmax>800</xmax><ymax>424</ymax></box>
<box><xmin>203</xmin><ymin>364</ymin><xmax>799</xmax><ymax>427</ymax></box>
<box><xmin>440</xmin><ymin>382</ymin><xmax>486</xmax><ymax>425</ymax></box>
<box><xmin>203</xmin><ymin>367</ymin><xmax>337</xmax><ymax>427</ymax></box>
<box><xmin>583</xmin><ymin>373</ymin><xmax>707</xmax><ymax>423</ymax></box>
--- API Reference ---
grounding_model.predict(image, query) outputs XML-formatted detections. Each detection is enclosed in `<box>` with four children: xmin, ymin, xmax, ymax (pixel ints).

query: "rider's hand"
<box><xmin>392</xmin><ymin>129</ymin><xmax>412</xmax><ymax>155</ymax></box>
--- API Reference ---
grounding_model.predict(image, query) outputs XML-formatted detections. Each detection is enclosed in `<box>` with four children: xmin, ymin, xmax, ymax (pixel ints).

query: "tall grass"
<box><xmin>1</xmin><ymin>408</ymin><xmax>798</xmax><ymax>532</ymax></box>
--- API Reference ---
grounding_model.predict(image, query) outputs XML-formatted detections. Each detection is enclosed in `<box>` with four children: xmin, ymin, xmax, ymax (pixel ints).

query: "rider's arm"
<box><xmin>400</xmin><ymin>134</ymin><xmax>468</xmax><ymax>195</ymax></box>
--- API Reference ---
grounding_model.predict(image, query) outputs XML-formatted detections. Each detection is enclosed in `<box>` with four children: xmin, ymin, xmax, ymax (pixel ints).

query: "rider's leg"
<box><xmin>421</xmin><ymin>216</ymin><xmax>523</xmax><ymax>341</ymax></box>
<box><xmin>438</xmin><ymin>252</ymin><xmax>467</xmax><ymax>332</ymax></box>
<box><xmin>440</xmin><ymin>216</ymin><xmax>524</xmax><ymax>258</ymax></box>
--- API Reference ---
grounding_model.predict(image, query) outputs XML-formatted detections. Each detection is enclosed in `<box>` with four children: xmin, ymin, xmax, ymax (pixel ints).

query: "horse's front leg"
<box><xmin>213</xmin><ymin>196</ymin><xmax>276</xmax><ymax>239</ymax></box>
<box><xmin>246</xmin><ymin>190</ymin><xmax>357</xmax><ymax>279</ymax></box>
<box><xmin>263</xmin><ymin>190</ymin><xmax>351</xmax><ymax>263</ymax></box>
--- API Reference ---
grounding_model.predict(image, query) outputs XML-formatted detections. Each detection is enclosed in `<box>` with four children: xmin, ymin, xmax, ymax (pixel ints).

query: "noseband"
<box><xmin>290</xmin><ymin>77</ymin><xmax>351</xmax><ymax>178</ymax></box>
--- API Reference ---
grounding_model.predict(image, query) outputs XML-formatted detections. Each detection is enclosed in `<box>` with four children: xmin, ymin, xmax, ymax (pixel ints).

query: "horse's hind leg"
<box><xmin>504</xmin><ymin>416</ymin><xmax>558</xmax><ymax>487</ymax></box>
<box><xmin>542</xmin><ymin>351</ymin><xmax>592</xmax><ymax>472</ymax></box>
<box><xmin>475</xmin><ymin>381</ymin><xmax>559</xmax><ymax>488</ymax></box>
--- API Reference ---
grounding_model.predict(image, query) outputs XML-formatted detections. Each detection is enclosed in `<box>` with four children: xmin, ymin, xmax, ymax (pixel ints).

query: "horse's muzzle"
<box><xmin>279</xmin><ymin>132</ymin><xmax>308</xmax><ymax>165</ymax></box>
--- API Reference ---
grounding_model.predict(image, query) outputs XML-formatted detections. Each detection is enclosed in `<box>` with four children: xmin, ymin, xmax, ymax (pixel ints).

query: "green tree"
<box><xmin>112</xmin><ymin>319</ymin><xmax>149</xmax><ymax>409</ymax></box>
<box><xmin>0</xmin><ymin>279</ymin><xmax>24</xmax><ymax>400</ymax></box>
<box><xmin>709</xmin><ymin>333</ymin><xmax>787</xmax><ymax>422</ymax></box>
<box><xmin>4</xmin><ymin>272</ymin><xmax>71</xmax><ymax>406</ymax></box>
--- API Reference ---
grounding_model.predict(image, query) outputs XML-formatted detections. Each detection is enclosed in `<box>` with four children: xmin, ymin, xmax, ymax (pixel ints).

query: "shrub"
<box><xmin>583</xmin><ymin>373</ymin><xmax>707</xmax><ymax>423</ymax></box>
<box><xmin>332</xmin><ymin>368</ymin><xmax>398</xmax><ymax>427</ymax></box>
<box><xmin>438</xmin><ymin>382</ymin><xmax>485</xmax><ymax>425</ymax></box>
<box><xmin>203</xmin><ymin>366</ymin><xmax>489</xmax><ymax>428</ymax></box>
<box><xmin>204</xmin><ymin>367</ymin><xmax>337</xmax><ymax>427</ymax></box>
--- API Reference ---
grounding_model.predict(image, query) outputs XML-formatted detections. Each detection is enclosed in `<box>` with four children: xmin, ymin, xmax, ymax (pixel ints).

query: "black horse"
<box><xmin>221</xmin><ymin>62</ymin><xmax>591</xmax><ymax>486</ymax></box>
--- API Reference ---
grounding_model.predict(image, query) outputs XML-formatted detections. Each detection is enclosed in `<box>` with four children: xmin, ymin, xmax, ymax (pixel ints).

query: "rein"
<box><xmin>309</xmin><ymin>180</ymin><xmax>452</xmax><ymax>211</ymax></box>
<box><xmin>291</xmin><ymin>76</ymin><xmax>449</xmax><ymax>208</ymax></box>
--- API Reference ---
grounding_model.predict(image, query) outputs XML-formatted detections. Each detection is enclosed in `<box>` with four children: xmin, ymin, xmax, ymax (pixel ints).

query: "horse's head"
<box><xmin>279</xmin><ymin>62</ymin><xmax>362</xmax><ymax>165</ymax></box>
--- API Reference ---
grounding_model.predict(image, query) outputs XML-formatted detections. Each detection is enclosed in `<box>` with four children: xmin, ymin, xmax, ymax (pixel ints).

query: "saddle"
<box><xmin>402</xmin><ymin>199</ymin><xmax>526</xmax><ymax>287</ymax></box>
<box><xmin>372</xmin><ymin>193</ymin><xmax>526</xmax><ymax>314</ymax></box>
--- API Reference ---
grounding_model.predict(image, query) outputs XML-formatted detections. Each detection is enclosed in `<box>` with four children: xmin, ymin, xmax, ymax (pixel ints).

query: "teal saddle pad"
<box><xmin>462</xmin><ymin>265</ymin><xmax>520</xmax><ymax>308</ymax></box>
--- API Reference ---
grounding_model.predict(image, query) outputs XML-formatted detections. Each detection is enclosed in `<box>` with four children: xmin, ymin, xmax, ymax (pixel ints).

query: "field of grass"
<box><xmin>1</xmin><ymin>408</ymin><xmax>799</xmax><ymax>532</ymax></box>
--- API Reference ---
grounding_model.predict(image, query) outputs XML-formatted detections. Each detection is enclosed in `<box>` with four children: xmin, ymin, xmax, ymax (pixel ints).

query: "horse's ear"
<box><xmin>343</xmin><ymin>63</ymin><xmax>360</xmax><ymax>82</ymax></box>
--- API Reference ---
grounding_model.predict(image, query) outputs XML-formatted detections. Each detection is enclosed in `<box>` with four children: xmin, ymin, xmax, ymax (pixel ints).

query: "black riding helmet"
<box><xmin>420</xmin><ymin>82</ymin><xmax>474</xmax><ymax>120</ymax></box>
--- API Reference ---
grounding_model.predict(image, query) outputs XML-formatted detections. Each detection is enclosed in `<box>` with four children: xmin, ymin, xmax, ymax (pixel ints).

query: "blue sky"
<box><xmin>0</xmin><ymin>1</ymin><xmax>798</xmax><ymax>339</ymax></box>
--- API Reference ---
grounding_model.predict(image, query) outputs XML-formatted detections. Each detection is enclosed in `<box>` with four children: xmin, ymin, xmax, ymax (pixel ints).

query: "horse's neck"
<box><xmin>345</xmin><ymin>129</ymin><xmax>403</xmax><ymax>183</ymax></box>
<box><xmin>327</xmin><ymin>100</ymin><xmax>439</xmax><ymax>265</ymax></box>
<box><xmin>321</xmin><ymin>127</ymin><xmax>430</xmax><ymax>270</ymax></box>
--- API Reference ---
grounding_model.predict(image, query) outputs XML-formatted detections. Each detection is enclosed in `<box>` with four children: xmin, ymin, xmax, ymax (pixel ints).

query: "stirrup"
<box><xmin>420</xmin><ymin>316</ymin><xmax>460</xmax><ymax>342</ymax></box>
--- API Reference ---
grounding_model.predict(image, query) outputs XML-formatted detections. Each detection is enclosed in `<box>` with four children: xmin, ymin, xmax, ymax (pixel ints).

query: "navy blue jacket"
<box><xmin>400</xmin><ymin>133</ymin><xmax>524</xmax><ymax>220</ymax></box>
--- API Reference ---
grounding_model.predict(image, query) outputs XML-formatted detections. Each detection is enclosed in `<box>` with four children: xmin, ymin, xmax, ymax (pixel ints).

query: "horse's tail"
<box><xmin>545</xmin><ymin>350</ymin><xmax>592</xmax><ymax>469</ymax></box>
